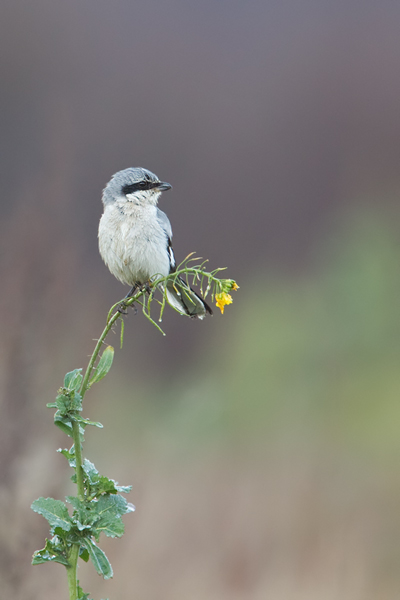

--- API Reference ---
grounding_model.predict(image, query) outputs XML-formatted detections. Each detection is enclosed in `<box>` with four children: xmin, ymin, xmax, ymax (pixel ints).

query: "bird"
<box><xmin>98</xmin><ymin>167</ymin><xmax>212</xmax><ymax>319</ymax></box>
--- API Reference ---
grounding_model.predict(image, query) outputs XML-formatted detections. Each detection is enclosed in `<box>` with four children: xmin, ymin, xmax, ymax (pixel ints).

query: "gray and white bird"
<box><xmin>98</xmin><ymin>167</ymin><xmax>212</xmax><ymax>319</ymax></box>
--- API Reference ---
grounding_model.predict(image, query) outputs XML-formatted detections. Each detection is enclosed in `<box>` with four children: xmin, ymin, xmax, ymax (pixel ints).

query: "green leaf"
<box><xmin>54</xmin><ymin>414</ymin><xmax>73</xmax><ymax>436</ymax></box>
<box><xmin>64</xmin><ymin>492</ymin><xmax>134</xmax><ymax>541</ymax></box>
<box><xmin>56</xmin><ymin>390</ymin><xmax>82</xmax><ymax>413</ymax></box>
<box><xmin>31</xmin><ymin>498</ymin><xmax>72</xmax><ymax>531</ymax></box>
<box><xmin>95</xmin><ymin>494</ymin><xmax>133</xmax><ymax>519</ymax></box>
<box><xmin>73</xmin><ymin>415</ymin><xmax>103</xmax><ymax>428</ymax></box>
<box><xmin>79</xmin><ymin>548</ymin><xmax>90</xmax><ymax>563</ymax></box>
<box><xmin>82</xmin><ymin>459</ymin><xmax>99</xmax><ymax>483</ymax></box>
<box><xmin>81</xmin><ymin>538</ymin><xmax>113</xmax><ymax>579</ymax></box>
<box><xmin>53</xmin><ymin>526</ymin><xmax>69</xmax><ymax>539</ymax></box>
<box><xmin>54</xmin><ymin>415</ymin><xmax>85</xmax><ymax>438</ymax></box>
<box><xmin>77</xmin><ymin>583</ymin><xmax>91</xmax><ymax>600</ymax></box>
<box><xmin>113</xmin><ymin>483</ymin><xmax>132</xmax><ymax>493</ymax></box>
<box><xmin>77</xmin><ymin>582</ymin><xmax>97</xmax><ymax>599</ymax></box>
<box><xmin>92</xmin><ymin>477</ymin><xmax>116</xmax><ymax>495</ymax></box>
<box><xmin>32</xmin><ymin>538</ymin><xmax>70</xmax><ymax>566</ymax></box>
<box><xmin>81</xmin><ymin>459</ymin><xmax>131</xmax><ymax>496</ymax></box>
<box><xmin>94</xmin><ymin>515</ymin><xmax>125</xmax><ymax>538</ymax></box>
<box><xmin>89</xmin><ymin>346</ymin><xmax>114</xmax><ymax>386</ymax></box>
<box><xmin>91</xmin><ymin>495</ymin><xmax>134</xmax><ymax>538</ymax></box>
<box><xmin>64</xmin><ymin>368</ymin><xmax>83</xmax><ymax>391</ymax></box>
<box><xmin>64</xmin><ymin>494</ymin><xmax>135</xmax><ymax>541</ymax></box>
<box><xmin>58</xmin><ymin>447</ymin><xmax>76</xmax><ymax>467</ymax></box>
<box><xmin>65</xmin><ymin>496</ymin><xmax>97</xmax><ymax>531</ymax></box>
<box><xmin>65</xmin><ymin>496</ymin><xmax>84</xmax><ymax>511</ymax></box>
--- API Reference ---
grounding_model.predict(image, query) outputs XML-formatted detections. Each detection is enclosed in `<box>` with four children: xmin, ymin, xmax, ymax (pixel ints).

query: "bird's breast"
<box><xmin>98</xmin><ymin>203</ymin><xmax>170</xmax><ymax>285</ymax></box>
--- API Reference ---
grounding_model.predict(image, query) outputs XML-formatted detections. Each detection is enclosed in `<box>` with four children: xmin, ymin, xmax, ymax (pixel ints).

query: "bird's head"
<box><xmin>102</xmin><ymin>167</ymin><xmax>172</xmax><ymax>207</ymax></box>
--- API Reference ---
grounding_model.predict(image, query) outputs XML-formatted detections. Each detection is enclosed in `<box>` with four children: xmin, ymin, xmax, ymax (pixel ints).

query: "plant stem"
<box><xmin>79</xmin><ymin>309</ymin><xmax>121</xmax><ymax>400</ymax></box>
<box><xmin>73</xmin><ymin>305</ymin><xmax>127</xmax><ymax>501</ymax></box>
<box><xmin>67</xmin><ymin>305</ymin><xmax>128</xmax><ymax>595</ymax></box>
<box><xmin>72</xmin><ymin>420</ymin><xmax>85</xmax><ymax>500</ymax></box>
<box><xmin>67</xmin><ymin>544</ymin><xmax>79</xmax><ymax>600</ymax></box>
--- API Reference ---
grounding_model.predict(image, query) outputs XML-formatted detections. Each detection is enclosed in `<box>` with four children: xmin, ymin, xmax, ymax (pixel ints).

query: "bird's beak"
<box><xmin>157</xmin><ymin>182</ymin><xmax>172</xmax><ymax>191</ymax></box>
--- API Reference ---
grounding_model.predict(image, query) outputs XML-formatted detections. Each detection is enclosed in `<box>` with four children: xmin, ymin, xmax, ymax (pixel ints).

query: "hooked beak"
<box><xmin>157</xmin><ymin>181</ymin><xmax>172</xmax><ymax>191</ymax></box>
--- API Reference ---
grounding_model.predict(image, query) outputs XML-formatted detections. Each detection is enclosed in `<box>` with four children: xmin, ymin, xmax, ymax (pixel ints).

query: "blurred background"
<box><xmin>2</xmin><ymin>0</ymin><xmax>400</xmax><ymax>598</ymax></box>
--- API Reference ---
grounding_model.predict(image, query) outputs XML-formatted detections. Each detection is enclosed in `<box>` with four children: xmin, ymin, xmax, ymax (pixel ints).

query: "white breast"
<box><xmin>98</xmin><ymin>202</ymin><xmax>170</xmax><ymax>285</ymax></box>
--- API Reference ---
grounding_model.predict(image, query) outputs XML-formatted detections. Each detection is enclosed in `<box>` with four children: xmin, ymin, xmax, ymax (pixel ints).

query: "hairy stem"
<box><xmin>67</xmin><ymin>544</ymin><xmax>79</xmax><ymax>600</ymax></box>
<box><xmin>67</xmin><ymin>301</ymin><xmax>135</xmax><ymax>593</ymax></box>
<box><xmin>72</xmin><ymin>420</ymin><xmax>85</xmax><ymax>500</ymax></box>
<box><xmin>74</xmin><ymin>301</ymin><xmax>139</xmax><ymax>500</ymax></box>
<box><xmin>80</xmin><ymin>311</ymin><xmax>121</xmax><ymax>399</ymax></box>
<box><xmin>79</xmin><ymin>291</ymin><xmax>144</xmax><ymax>399</ymax></box>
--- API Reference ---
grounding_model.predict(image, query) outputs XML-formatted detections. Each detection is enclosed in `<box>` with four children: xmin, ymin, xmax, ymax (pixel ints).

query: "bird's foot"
<box><xmin>143</xmin><ymin>281</ymin><xmax>153</xmax><ymax>295</ymax></box>
<box><xmin>125</xmin><ymin>283</ymin><xmax>140</xmax><ymax>299</ymax></box>
<box><xmin>117</xmin><ymin>302</ymin><xmax>128</xmax><ymax>315</ymax></box>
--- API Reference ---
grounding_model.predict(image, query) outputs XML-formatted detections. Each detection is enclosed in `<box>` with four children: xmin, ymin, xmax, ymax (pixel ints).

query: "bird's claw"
<box><xmin>117</xmin><ymin>302</ymin><xmax>128</xmax><ymax>315</ymax></box>
<box><xmin>144</xmin><ymin>282</ymin><xmax>153</xmax><ymax>295</ymax></box>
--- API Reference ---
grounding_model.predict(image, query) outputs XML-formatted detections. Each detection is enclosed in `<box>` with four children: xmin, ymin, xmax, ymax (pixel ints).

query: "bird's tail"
<box><xmin>164</xmin><ymin>276</ymin><xmax>213</xmax><ymax>319</ymax></box>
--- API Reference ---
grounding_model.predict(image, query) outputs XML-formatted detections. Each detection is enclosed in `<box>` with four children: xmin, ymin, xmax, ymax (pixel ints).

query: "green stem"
<box><xmin>66</xmin><ymin>306</ymin><xmax>128</xmax><ymax>599</ymax></box>
<box><xmin>79</xmin><ymin>309</ymin><xmax>122</xmax><ymax>400</ymax></box>
<box><xmin>72</xmin><ymin>420</ymin><xmax>84</xmax><ymax>500</ymax></box>
<box><xmin>67</xmin><ymin>544</ymin><xmax>79</xmax><ymax>600</ymax></box>
<box><xmin>66</xmin><ymin>307</ymin><xmax>127</xmax><ymax>597</ymax></box>
<box><xmin>55</xmin><ymin>273</ymin><xmax>223</xmax><ymax>600</ymax></box>
<box><xmin>78</xmin><ymin>290</ymin><xmax>145</xmax><ymax>401</ymax></box>
<box><xmin>73</xmin><ymin>306</ymin><xmax>126</xmax><ymax>500</ymax></box>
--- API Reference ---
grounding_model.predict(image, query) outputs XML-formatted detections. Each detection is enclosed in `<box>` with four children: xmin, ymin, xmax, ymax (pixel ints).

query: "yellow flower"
<box><xmin>215</xmin><ymin>292</ymin><xmax>233</xmax><ymax>314</ymax></box>
<box><xmin>220</xmin><ymin>279</ymin><xmax>239</xmax><ymax>293</ymax></box>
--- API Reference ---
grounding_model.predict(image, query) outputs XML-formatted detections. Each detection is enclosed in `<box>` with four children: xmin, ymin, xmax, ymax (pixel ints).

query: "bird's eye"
<box><xmin>139</xmin><ymin>181</ymin><xmax>147</xmax><ymax>188</ymax></box>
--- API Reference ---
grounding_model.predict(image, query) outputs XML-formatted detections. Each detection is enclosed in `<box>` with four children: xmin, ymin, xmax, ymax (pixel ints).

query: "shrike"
<box><xmin>98</xmin><ymin>167</ymin><xmax>212</xmax><ymax>319</ymax></box>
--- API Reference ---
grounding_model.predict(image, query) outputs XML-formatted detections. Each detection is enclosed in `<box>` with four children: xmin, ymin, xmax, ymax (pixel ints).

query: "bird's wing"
<box><xmin>156</xmin><ymin>208</ymin><xmax>176</xmax><ymax>272</ymax></box>
<box><xmin>156</xmin><ymin>208</ymin><xmax>173</xmax><ymax>239</ymax></box>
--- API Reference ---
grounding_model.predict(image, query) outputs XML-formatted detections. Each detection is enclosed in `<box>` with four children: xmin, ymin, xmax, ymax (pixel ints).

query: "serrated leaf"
<box><xmin>65</xmin><ymin>494</ymin><xmax>132</xmax><ymax>539</ymax></box>
<box><xmin>32</xmin><ymin>549</ymin><xmax>69</xmax><ymax>566</ymax></box>
<box><xmin>58</xmin><ymin>447</ymin><xmax>76</xmax><ymax>467</ymax></box>
<box><xmin>89</xmin><ymin>346</ymin><xmax>114</xmax><ymax>386</ymax></box>
<box><xmin>77</xmin><ymin>588</ymin><xmax>93</xmax><ymax>600</ymax></box>
<box><xmin>64</xmin><ymin>368</ymin><xmax>83</xmax><ymax>391</ymax></box>
<box><xmin>95</xmin><ymin>494</ymin><xmax>131</xmax><ymax>518</ymax></box>
<box><xmin>32</xmin><ymin>553</ymin><xmax>50</xmax><ymax>565</ymax></box>
<box><xmin>94</xmin><ymin>516</ymin><xmax>125</xmax><ymax>538</ymax></box>
<box><xmin>32</xmin><ymin>537</ymin><xmax>69</xmax><ymax>567</ymax></box>
<box><xmin>82</xmin><ymin>460</ymin><xmax>131</xmax><ymax>496</ymax></box>
<box><xmin>31</xmin><ymin>498</ymin><xmax>72</xmax><ymax>531</ymax></box>
<box><xmin>81</xmin><ymin>538</ymin><xmax>113</xmax><ymax>579</ymax></box>
<box><xmin>73</xmin><ymin>415</ymin><xmax>103</xmax><ymax>428</ymax></box>
<box><xmin>96</xmin><ymin>478</ymin><xmax>117</xmax><ymax>495</ymax></box>
<box><xmin>77</xmin><ymin>582</ymin><xmax>94</xmax><ymax>599</ymax></box>
<box><xmin>82</xmin><ymin>459</ymin><xmax>99</xmax><ymax>481</ymax></box>
<box><xmin>66</xmin><ymin>496</ymin><xmax>97</xmax><ymax>531</ymax></box>
<box><xmin>114</xmin><ymin>483</ymin><xmax>132</xmax><ymax>493</ymax></box>
<box><xmin>65</xmin><ymin>496</ymin><xmax>83</xmax><ymax>511</ymax></box>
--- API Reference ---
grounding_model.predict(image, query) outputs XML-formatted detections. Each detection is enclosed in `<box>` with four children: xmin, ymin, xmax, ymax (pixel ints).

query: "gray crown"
<box><xmin>102</xmin><ymin>167</ymin><xmax>159</xmax><ymax>205</ymax></box>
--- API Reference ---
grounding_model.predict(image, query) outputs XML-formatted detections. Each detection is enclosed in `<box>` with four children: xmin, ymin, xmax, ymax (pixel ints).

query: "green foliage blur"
<box><xmin>92</xmin><ymin>211</ymin><xmax>400</xmax><ymax>463</ymax></box>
